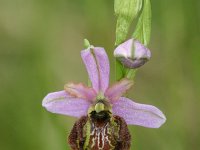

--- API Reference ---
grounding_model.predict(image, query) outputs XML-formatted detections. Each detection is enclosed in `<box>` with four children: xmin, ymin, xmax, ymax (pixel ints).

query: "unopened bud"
<box><xmin>114</xmin><ymin>39</ymin><xmax>151</xmax><ymax>69</ymax></box>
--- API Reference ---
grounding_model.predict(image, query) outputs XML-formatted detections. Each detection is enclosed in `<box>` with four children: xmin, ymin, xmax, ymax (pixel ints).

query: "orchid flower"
<box><xmin>42</xmin><ymin>43</ymin><xmax>166</xmax><ymax>149</ymax></box>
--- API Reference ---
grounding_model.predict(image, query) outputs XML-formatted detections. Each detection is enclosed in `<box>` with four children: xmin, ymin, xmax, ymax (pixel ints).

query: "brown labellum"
<box><xmin>68</xmin><ymin>110</ymin><xmax>131</xmax><ymax>150</ymax></box>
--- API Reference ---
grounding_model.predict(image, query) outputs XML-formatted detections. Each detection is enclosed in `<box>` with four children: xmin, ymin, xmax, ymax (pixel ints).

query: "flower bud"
<box><xmin>114</xmin><ymin>39</ymin><xmax>151</xmax><ymax>69</ymax></box>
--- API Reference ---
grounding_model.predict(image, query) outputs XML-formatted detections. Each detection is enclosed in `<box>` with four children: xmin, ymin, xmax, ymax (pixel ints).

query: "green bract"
<box><xmin>133</xmin><ymin>0</ymin><xmax>152</xmax><ymax>46</ymax></box>
<box><xmin>115</xmin><ymin>0</ymin><xmax>142</xmax><ymax>45</ymax></box>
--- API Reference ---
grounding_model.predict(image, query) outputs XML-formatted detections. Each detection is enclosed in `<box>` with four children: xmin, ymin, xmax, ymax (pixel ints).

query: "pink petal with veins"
<box><xmin>81</xmin><ymin>47</ymin><xmax>110</xmax><ymax>93</ymax></box>
<box><xmin>42</xmin><ymin>90</ymin><xmax>90</xmax><ymax>118</ymax></box>
<box><xmin>112</xmin><ymin>97</ymin><xmax>166</xmax><ymax>128</ymax></box>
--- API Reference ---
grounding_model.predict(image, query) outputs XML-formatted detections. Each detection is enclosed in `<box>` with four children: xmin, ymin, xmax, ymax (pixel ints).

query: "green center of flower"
<box><xmin>87</xmin><ymin>92</ymin><xmax>112</xmax><ymax>120</ymax></box>
<box><xmin>95</xmin><ymin>102</ymin><xmax>105</xmax><ymax>113</ymax></box>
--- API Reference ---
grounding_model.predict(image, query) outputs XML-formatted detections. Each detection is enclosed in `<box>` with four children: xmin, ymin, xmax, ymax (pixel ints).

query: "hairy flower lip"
<box><xmin>114</xmin><ymin>38</ymin><xmax>151</xmax><ymax>69</ymax></box>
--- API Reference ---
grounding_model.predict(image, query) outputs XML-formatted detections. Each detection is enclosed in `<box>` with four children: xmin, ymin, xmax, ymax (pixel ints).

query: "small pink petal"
<box><xmin>81</xmin><ymin>47</ymin><xmax>110</xmax><ymax>93</ymax></box>
<box><xmin>42</xmin><ymin>90</ymin><xmax>90</xmax><ymax>118</ymax></box>
<box><xmin>64</xmin><ymin>82</ymin><xmax>97</xmax><ymax>102</ymax></box>
<box><xmin>105</xmin><ymin>78</ymin><xmax>133</xmax><ymax>102</ymax></box>
<box><xmin>112</xmin><ymin>97</ymin><xmax>166</xmax><ymax>128</ymax></box>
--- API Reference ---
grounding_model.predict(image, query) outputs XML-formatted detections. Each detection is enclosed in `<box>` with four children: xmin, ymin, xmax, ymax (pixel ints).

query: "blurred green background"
<box><xmin>0</xmin><ymin>0</ymin><xmax>200</xmax><ymax>149</ymax></box>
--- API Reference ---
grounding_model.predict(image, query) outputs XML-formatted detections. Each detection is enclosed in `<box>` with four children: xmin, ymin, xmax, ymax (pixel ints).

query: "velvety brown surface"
<box><xmin>68</xmin><ymin>115</ymin><xmax>131</xmax><ymax>150</ymax></box>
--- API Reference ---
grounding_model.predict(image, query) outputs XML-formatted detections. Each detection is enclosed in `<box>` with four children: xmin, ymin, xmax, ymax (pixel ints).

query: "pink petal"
<box><xmin>64</xmin><ymin>82</ymin><xmax>97</xmax><ymax>102</ymax></box>
<box><xmin>105</xmin><ymin>78</ymin><xmax>133</xmax><ymax>102</ymax></box>
<box><xmin>114</xmin><ymin>39</ymin><xmax>151</xmax><ymax>59</ymax></box>
<box><xmin>112</xmin><ymin>97</ymin><xmax>166</xmax><ymax>128</ymax></box>
<box><xmin>81</xmin><ymin>47</ymin><xmax>110</xmax><ymax>93</ymax></box>
<box><xmin>42</xmin><ymin>90</ymin><xmax>91</xmax><ymax>118</ymax></box>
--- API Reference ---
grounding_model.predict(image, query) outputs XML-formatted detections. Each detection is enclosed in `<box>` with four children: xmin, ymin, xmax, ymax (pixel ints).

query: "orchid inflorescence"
<box><xmin>42</xmin><ymin>0</ymin><xmax>166</xmax><ymax>149</ymax></box>
<box><xmin>42</xmin><ymin>39</ymin><xmax>166</xmax><ymax>150</ymax></box>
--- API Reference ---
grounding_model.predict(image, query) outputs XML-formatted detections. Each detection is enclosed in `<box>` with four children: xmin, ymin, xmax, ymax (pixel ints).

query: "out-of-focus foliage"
<box><xmin>0</xmin><ymin>0</ymin><xmax>199</xmax><ymax>150</ymax></box>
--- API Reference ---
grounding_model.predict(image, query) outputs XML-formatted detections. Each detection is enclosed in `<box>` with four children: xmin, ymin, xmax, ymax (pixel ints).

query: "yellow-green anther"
<box><xmin>95</xmin><ymin>102</ymin><xmax>105</xmax><ymax>113</ymax></box>
<box><xmin>84</xmin><ymin>39</ymin><xmax>91</xmax><ymax>49</ymax></box>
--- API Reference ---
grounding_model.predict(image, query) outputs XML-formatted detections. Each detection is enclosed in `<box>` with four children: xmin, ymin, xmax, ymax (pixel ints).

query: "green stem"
<box><xmin>115</xmin><ymin>59</ymin><xmax>124</xmax><ymax>81</ymax></box>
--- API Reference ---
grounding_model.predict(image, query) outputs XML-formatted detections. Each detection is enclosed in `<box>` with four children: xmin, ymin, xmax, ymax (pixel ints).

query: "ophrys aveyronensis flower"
<box><xmin>42</xmin><ymin>42</ymin><xmax>166</xmax><ymax>150</ymax></box>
